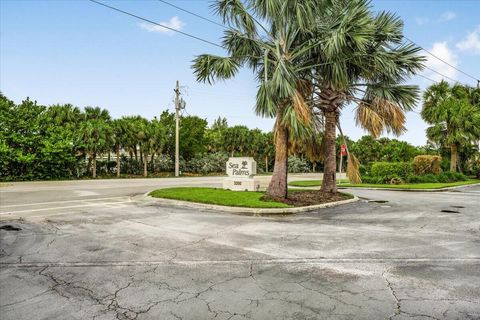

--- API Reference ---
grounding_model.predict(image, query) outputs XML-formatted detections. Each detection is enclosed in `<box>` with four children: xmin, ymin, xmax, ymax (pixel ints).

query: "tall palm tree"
<box><xmin>112</xmin><ymin>118</ymin><xmax>132</xmax><ymax>177</ymax></box>
<box><xmin>192</xmin><ymin>0</ymin><xmax>318</xmax><ymax>198</ymax></box>
<box><xmin>79</xmin><ymin>107</ymin><xmax>112</xmax><ymax>178</ymax></box>
<box><xmin>307</xmin><ymin>0</ymin><xmax>425</xmax><ymax>193</ymax></box>
<box><xmin>422</xmin><ymin>81</ymin><xmax>480</xmax><ymax>172</ymax></box>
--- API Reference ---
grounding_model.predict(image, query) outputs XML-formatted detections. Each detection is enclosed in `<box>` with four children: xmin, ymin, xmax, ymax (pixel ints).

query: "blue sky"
<box><xmin>1</xmin><ymin>0</ymin><xmax>479</xmax><ymax>146</ymax></box>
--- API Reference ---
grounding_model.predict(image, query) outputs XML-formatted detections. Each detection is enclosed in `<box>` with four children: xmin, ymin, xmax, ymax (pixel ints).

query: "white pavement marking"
<box><xmin>0</xmin><ymin>200</ymin><xmax>132</xmax><ymax>215</ymax></box>
<box><xmin>74</xmin><ymin>190</ymin><xmax>100</xmax><ymax>197</ymax></box>
<box><xmin>1</xmin><ymin>258</ymin><xmax>479</xmax><ymax>268</ymax></box>
<box><xmin>0</xmin><ymin>196</ymin><xmax>128</xmax><ymax>208</ymax></box>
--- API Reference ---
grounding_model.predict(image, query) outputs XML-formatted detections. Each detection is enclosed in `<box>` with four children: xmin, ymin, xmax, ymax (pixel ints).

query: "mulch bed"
<box><xmin>262</xmin><ymin>191</ymin><xmax>352</xmax><ymax>207</ymax></box>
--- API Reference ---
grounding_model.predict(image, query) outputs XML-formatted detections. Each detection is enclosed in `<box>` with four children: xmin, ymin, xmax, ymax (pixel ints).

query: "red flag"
<box><xmin>341</xmin><ymin>144</ymin><xmax>347</xmax><ymax>156</ymax></box>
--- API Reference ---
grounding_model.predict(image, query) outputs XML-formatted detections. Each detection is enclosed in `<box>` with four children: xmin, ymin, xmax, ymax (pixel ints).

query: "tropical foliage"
<box><xmin>421</xmin><ymin>81</ymin><xmax>480</xmax><ymax>172</ymax></box>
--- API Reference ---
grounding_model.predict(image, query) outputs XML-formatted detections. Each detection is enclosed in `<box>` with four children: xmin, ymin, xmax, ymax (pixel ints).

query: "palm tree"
<box><xmin>307</xmin><ymin>0</ymin><xmax>425</xmax><ymax>193</ymax></box>
<box><xmin>112</xmin><ymin>118</ymin><xmax>132</xmax><ymax>177</ymax></box>
<box><xmin>46</xmin><ymin>104</ymin><xmax>82</xmax><ymax>128</ymax></box>
<box><xmin>79</xmin><ymin>107</ymin><xmax>112</xmax><ymax>178</ymax></box>
<box><xmin>422</xmin><ymin>81</ymin><xmax>480</xmax><ymax>172</ymax></box>
<box><xmin>192</xmin><ymin>0</ymin><xmax>318</xmax><ymax>198</ymax></box>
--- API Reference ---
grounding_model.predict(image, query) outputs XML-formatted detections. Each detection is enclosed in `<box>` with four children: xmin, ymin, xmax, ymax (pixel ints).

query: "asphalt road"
<box><xmin>0</xmin><ymin>177</ymin><xmax>479</xmax><ymax>320</ymax></box>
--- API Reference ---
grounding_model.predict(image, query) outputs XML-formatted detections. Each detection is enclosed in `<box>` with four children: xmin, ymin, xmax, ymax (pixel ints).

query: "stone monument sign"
<box><xmin>223</xmin><ymin>157</ymin><xmax>260</xmax><ymax>191</ymax></box>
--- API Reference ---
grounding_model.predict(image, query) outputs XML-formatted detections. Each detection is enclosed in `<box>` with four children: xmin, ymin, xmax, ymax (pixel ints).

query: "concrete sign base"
<box><xmin>223</xmin><ymin>177</ymin><xmax>261</xmax><ymax>192</ymax></box>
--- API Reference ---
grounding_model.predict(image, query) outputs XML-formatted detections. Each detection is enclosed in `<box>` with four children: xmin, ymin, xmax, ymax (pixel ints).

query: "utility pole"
<box><xmin>174</xmin><ymin>80</ymin><xmax>180</xmax><ymax>177</ymax></box>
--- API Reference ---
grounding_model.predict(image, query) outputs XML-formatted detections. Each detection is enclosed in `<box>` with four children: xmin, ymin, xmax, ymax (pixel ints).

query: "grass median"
<box><xmin>149</xmin><ymin>187</ymin><xmax>353</xmax><ymax>208</ymax></box>
<box><xmin>149</xmin><ymin>187</ymin><xmax>292</xmax><ymax>208</ymax></box>
<box><xmin>289</xmin><ymin>179</ymin><xmax>479</xmax><ymax>189</ymax></box>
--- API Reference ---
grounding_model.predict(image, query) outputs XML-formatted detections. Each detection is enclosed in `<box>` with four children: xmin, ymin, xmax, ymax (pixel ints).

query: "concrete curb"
<box><xmin>143</xmin><ymin>193</ymin><xmax>359</xmax><ymax>215</ymax></box>
<box><xmin>289</xmin><ymin>183</ymin><xmax>480</xmax><ymax>192</ymax></box>
<box><xmin>338</xmin><ymin>182</ymin><xmax>480</xmax><ymax>192</ymax></box>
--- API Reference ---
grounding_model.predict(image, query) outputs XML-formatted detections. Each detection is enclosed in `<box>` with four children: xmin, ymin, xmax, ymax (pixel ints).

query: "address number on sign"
<box><xmin>234</xmin><ymin>181</ymin><xmax>242</xmax><ymax>186</ymax></box>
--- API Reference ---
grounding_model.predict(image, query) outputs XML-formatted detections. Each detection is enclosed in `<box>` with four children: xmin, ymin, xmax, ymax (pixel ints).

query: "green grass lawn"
<box><xmin>289</xmin><ymin>179</ymin><xmax>350</xmax><ymax>187</ymax></box>
<box><xmin>149</xmin><ymin>187</ymin><xmax>292</xmax><ymax>208</ymax></box>
<box><xmin>289</xmin><ymin>179</ymin><xmax>479</xmax><ymax>189</ymax></box>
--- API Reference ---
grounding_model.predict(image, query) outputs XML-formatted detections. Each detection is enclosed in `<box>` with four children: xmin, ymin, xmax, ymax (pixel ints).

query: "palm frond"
<box><xmin>192</xmin><ymin>54</ymin><xmax>240</xmax><ymax>84</ymax></box>
<box><xmin>346</xmin><ymin>153</ymin><xmax>362</xmax><ymax>184</ymax></box>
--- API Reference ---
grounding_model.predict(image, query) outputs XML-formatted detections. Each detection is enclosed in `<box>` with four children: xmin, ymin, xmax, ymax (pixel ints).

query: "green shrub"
<box><xmin>187</xmin><ymin>152</ymin><xmax>229</xmax><ymax>174</ymax></box>
<box><xmin>361</xmin><ymin>176</ymin><xmax>384</xmax><ymax>184</ymax></box>
<box><xmin>288</xmin><ymin>155</ymin><xmax>311</xmax><ymax>173</ymax></box>
<box><xmin>155</xmin><ymin>154</ymin><xmax>174</xmax><ymax>172</ymax></box>
<box><xmin>370</xmin><ymin>162</ymin><xmax>413</xmax><ymax>182</ymax></box>
<box><xmin>412</xmin><ymin>155</ymin><xmax>442</xmax><ymax>175</ymax></box>
<box><xmin>437</xmin><ymin>172</ymin><xmax>467</xmax><ymax>182</ymax></box>
<box><xmin>405</xmin><ymin>172</ymin><xmax>468</xmax><ymax>183</ymax></box>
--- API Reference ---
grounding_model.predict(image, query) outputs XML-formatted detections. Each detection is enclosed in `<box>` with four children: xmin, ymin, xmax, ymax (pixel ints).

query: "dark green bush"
<box><xmin>186</xmin><ymin>152</ymin><xmax>229</xmax><ymax>174</ymax></box>
<box><xmin>405</xmin><ymin>172</ymin><xmax>468</xmax><ymax>183</ymax></box>
<box><xmin>361</xmin><ymin>176</ymin><xmax>384</xmax><ymax>184</ymax></box>
<box><xmin>370</xmin><ymin>162</ymin><xmax>413</xmax><ymax>182</ymax></box>
<box><xmin>437</xmin><ymin>172</ymin><xmax>468</xmax><ymax>182</ymax></box>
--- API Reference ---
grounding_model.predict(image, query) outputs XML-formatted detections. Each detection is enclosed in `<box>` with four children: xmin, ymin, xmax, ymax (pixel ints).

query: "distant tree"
<box><xmin>422</xmin><ymin>81</ymin><xmax>480</xmax><ymax>172</ymax></box>
<box><xmin>0</xmin><ymin>96</ymin><xmax>45</xmax><ymax>180</ymax></box>
<box><xmin>78</xmin><ymin>107</ymin><xmax>112</xmax><ymax>178</ymax></box>
<box><xmin>205</xmin><ymin>117</ymin><xmax>228</xmax><ymax>152</ymax></box>
<box><xmin>179</xmin><ymin>116</ymin><xmax>208</xmax><ymax>160</ymax></box>
<box><xmin>112</xmin><ymin>118</ymin><xmax>132</xmax><ymax>177</ymax></box>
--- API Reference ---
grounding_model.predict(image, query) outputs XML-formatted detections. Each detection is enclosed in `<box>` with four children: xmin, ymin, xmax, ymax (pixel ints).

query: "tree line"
<box><xmin>2</xmin><ymin>91</ymin><xmax>477</xmax><ymax>182</ymax></box>
<box><xmin>0</xmin><ymin>94</ymin><xmax>276</xmax><ymax>180</ymax></box>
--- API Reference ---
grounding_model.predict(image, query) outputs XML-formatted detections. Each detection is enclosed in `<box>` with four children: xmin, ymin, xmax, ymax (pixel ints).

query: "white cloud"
<box><xmin>416</xmin><ymin>17</ymin><xmax>429</xmax><ymax>26</ymax></box>
<box><xmin>456</xmin><ymin>26</ymin><xmax>480</xmax><ymax>55</ymax></box>
<box><xmin>139</xmin><ymin>16</ymin><xmax>185</xmax><ymax>35</ymax></box>
<box><xmin>423</xmin><ymin>41</ymin><xmax>458</xmax><ymax>82</ymax></box>
<box><xmin>439</xmin><ymin>11</ymin><xmax>456</xmax><ymax>22</ymax></box>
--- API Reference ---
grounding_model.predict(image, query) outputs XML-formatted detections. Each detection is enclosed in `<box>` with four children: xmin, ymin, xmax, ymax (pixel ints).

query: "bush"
<box><xmin>155</xmin><ymin>154</ymin><xmax>174</xmax><ymax>172</ymax></box>
<box><xmin>288</xmin><ymin>155</ymin><xmax>311</xmax><ymax>173</ymax></box>
<box><xmin>437</xmin><ymin>171</ymin><xmax>468</xmax><ymax>182</ymax></box>
<box><xmin>120</xmin><ymin>157</ymin><xmax>143</xmax><ymax>175</ymax></box>
<box><xmin>96</xmin><ymin>160</ymin><xmax>117</xmax><ymax>176</ymax></box>
<box><xmin>413</xmin><ymin>155</ymin><xmax>442</xmax><ymax>175</ymax></box>
<box><xmin>186</xmin><ymin>152</ymin><xmax>229</xmax><ymax>174</ymax></box>
<box><xmin>406</xmin><ymin>172</ymin><xmax>468</xmax><ymax>183</ymax></box>
<box><xmin>370</xmin><ymin>162</ymin><xmax>413</xmax><ymax>182</ymax></box>
<box><xmin>361</xmin><ymin>176</ymin><xmax>384</xmax><ymax>184</ymax></box>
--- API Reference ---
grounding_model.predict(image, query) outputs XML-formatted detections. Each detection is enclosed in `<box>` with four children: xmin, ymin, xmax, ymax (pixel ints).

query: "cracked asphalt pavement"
<box><xmin>1</xmin><ymin>177</ymin><xmax>479</xmax><ymax>319</ymax></box>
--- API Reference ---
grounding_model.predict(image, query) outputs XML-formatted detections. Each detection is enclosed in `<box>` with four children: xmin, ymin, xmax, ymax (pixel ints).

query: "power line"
<box><xmin>157</xmin><ymin>0</ymin><xmax>226</xmax><ymax>29</ymax></box>
<box><xmin>423</xmin><ymin>66</ymin><xmax>458</xmax><ymax>83</ymax></box>
<box><xmin>88</xmin><ymin>0</ymin><xmax>222</xmax><ymax>48</ymax></box>
<box><xmin>404</xmin><ymin>36</ymin><xmax>479</xmax><ymax>82</ymax></box>
<box><xmin>155</xmin><ymin>0</ymin><xmax>480</xmax><ymax>85</ymax></box>
<box><xmin>416</xmin><ymin>73</ymin><xmax>437</xmax><ymax>83</ymax></box>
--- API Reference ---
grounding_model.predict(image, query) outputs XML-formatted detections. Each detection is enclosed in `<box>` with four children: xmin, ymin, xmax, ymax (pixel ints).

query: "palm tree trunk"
<box><xmin>116</xmin><ymin>147</ymin><xmax>121</xmax><ymax>177</ymax></box>
<box><xmin>321</xmin><ymin>110</ymin><xmax>337</xmax><ymax>193</ymax></box>
<box><xmin>92</xmin><ymin>154</ymin><xmax>97</xmax><ymax>178</ymax></box>
<box><xmin>143</xmin><ymin>151</ymin><xmax>148</xmax><ymax>177</ymax></box>
<box><xmin>265</xmin><ymin>156</ymin><xmax>268</xmax><ymax>173</ymax></box>
<box><xmin>151</xmin><ymin>154</ymin><xmax>155</xmax><ymax>173</ymax></box>
<box><xmin>266</xmin><ymin>122</ymin><xmax>288</xmax><ymax>199</ymax></box>
<box><xmin>450</xmin><ymin>144</ymin><xmax>458</xmax><ymax>172</ymax></box>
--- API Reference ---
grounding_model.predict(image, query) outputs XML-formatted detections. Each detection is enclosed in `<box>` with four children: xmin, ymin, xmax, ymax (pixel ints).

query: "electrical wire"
<box><xmin>155</xmin><ymin>0</ymin><xmax>480</xmax><ymax>85</ymax></box>
<box><xmin>88</xmin><ymin>0</ymin><xmax>223</xmax><ymax>48</ymax></box>
<box><xmin>157</xmin><ymin>0</ymin><xmax>226</xmax><ymax>29</ymax></box>
<box><xmin>404</xmin><ymin>36</ymin><xmax>480</xmax><ymax>82</ymax></box>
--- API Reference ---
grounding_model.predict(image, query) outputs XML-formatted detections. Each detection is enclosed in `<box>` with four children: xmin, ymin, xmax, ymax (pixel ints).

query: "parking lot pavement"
<box><xmin>1</xmin><ymin>181</ymin><xmax>479</xmax><ymax>319</ymax></box>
